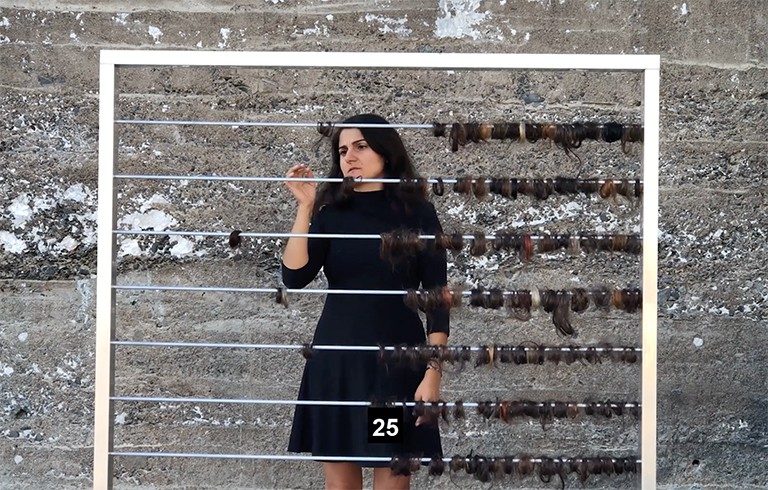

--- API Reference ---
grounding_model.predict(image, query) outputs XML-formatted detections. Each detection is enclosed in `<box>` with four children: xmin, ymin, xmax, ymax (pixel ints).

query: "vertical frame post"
<box><xmin>641</xmin><ymin>64</ymin><xmax>660</xmax><ymax>489</ymax></box>
<box><xmin>94</xmin><ymin>55</ymin><xmax>118</xmax><ymax>490</ymax></box>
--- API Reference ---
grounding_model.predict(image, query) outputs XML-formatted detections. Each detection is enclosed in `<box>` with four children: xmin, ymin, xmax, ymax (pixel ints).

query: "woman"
<box><xmin>282</xmin><ymin>114</ymin><xmax>450</xmax><ymax>489</ymax></box>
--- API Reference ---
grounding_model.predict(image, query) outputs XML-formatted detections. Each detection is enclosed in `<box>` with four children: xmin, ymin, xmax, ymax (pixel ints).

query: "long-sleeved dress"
<box><xmin>282</xmin><ymin>189</ymin><xmax>449</xmax><ymax>467</ymax></box>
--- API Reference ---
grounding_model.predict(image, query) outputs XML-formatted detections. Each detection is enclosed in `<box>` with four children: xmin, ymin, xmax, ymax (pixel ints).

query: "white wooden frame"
<box><xmin>95</xmin><ymin>51</ymin><xmax>660</xmax><ymax>489</ymax></box>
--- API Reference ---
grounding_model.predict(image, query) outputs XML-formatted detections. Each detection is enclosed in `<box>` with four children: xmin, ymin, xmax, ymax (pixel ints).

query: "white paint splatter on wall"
<box><xmin>148</xmin><ymin>25</ymin><xmax>163</xmax><ymax>44</ymax></box>
<box><xmin>4</xmin><ymin>232</ymin><xmax>27</xmax><ymax>253</ymax></box>
<box><xmin>118</xmin><ymin>209</ymin><xmax>178</xmax><ymax>234</ymax></box>
<box><xmin>170</xmin><ymin>237</ymin><xmax>195</xmax><ymax>258</ymax></box>
<box><xmin>1</xmin><ymin>362</ymin><xmax>14</xmax><ymax>376</ymax></box>
<box><xmin>7</xmin><ymin>194</ymin><xmax>33</xmax><ymax>228</ymax></box>
<box><xmin>218</xmin><ymin>28</ymin><xmax>231</xmax><ymax>48</ymax></box>
<box><xmin>298</xmin><ymin>21</ymin><xmax>330</xmax><ymax>37</ymax></box>
<box><xmin>362</xmin><ymin>13</ymin><xmax>412</xmax><ymax>37</ymax></box>
<box><xmin>63</xmin><ymin>183</ymin><xmax>89</xmax><ymax>203</ymax></box>
<box><xmin>435</xmin><ymin>0</ymin><xmax>490</xmax><ymax>40</ymax></box>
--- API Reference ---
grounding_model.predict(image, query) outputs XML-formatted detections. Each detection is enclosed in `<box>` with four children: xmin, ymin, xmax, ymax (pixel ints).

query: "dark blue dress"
<box><xmin>282</xmin><ymin>189</ymin><xmax>449</xmax><ymax>467</ymax></box>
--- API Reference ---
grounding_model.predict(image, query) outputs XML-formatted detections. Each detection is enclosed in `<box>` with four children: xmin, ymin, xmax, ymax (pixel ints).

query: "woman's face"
<box><xmin>338</xmin><ymin>128</ymin><xmax>386</xmax><ymax>191</ymax></box>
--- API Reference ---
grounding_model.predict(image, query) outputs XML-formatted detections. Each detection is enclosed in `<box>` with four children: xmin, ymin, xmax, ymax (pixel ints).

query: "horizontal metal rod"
<box><xmin>114</xmin><ymin>229</ymin><xmax>637</xmax><ymax>241</ymax></box>
<box><xmin>110</xmin><ymin>451</ymin><xmax>641</xmax><ymax>464</ymax></box>
<box><xmin>110</xmin><ymin>451</ymin><xmax>398</xmax><ymax>462</ymax></box>
<box><xmin>113</xmin><ymin>285</ymin><xmax>403</xmax><ymax>294</ymax></box>
<box><xmin>111</xmin><ymin>395</ymin><xmax>641</xmax><ymax>409</ymax></box>
<box><xmin>115</xmin><ymin>120</ymin><xmax>432</xmax><ymax>128</ymax></box>
<box><xmin>112</xmin><ymin>340</ymin><xmax>641</xmax><ymax>353</ymax></box>
<box><xmin>113</xmin><ymin>174</ymin><xmax>643</xmax><ymax>185</ymax></box>
<box><xmin>113</xmin><ymin>119</ymin><xmax>644</xmax><ymax>133</ymax></box>
<box><xmin>112</xmin><ymin>285</ymin><xmax>641</xmax><ymax>297</ymax></box>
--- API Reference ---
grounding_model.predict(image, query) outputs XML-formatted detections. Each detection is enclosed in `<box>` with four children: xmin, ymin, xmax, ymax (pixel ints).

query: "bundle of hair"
<box><xmin>391</xmin><ymin>453</ymin><xmax>639</xmax><ymax>486</ymax></box>
<box><xmin>474</xmin><ymin>399</ymin><xmax>639</xmax><ymax>427</ymax></box>
<box><xmin>431</xmin><ymin>121</ymin><xmax>643</xmax><ymax>156</ymax></box>
<box><xmin>379</xmin><ymin>229</ymin><xmax>426</xmax><ymax>264</ymax></box>
<box><xmin>449</xmin><ymin>176</ymin><xmax>643</xmax><ymax>201</ymax></box>
<box><xmin>228</xmin><ymin>230</ymin><xmax>243</xmax><ymax>248</ymax></box>
<box><xmin>275</xmin><ymin>286</ymin><xmax>289</xmax><ymax>308</ymax></box>
<box><xmin>322</xmin><ymin>176</ymin><xmax>642</xmax><ymax>201</ymax></box>
<box><xmin>408</xmin><ymin>399</ymin><xmax>639</xmax><ymax>427</ymax></box>
<box><xmin>379</xmin><ymin>229</ymin><xmax>641</xmax><ymax>263</ymax></box>
<box><xmin>316</xmin><ymin>121</ymin><xmax>335</xmax><ymax>137</ymax></box>
<box><xmin>402</xmin><ymin>286</ymin><xmax>642</xmax><ymax>336</ymax></box>
<box><xmin>367</xmin><ymin>342</ymin><xmax>641</xmax><ymax>368</ymax></box>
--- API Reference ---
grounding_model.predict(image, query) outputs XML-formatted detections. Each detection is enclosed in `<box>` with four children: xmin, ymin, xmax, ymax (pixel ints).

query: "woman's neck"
<box><xmin>352</xmin><ymin>182</ymin><xmax>385</xmax><ymax>192</ymax></box>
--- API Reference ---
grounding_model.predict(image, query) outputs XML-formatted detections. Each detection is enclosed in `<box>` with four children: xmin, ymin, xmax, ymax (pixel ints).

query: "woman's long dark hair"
<box><xmin>312</xmin><ymin>114</ymin><xmax>428</xmax><ymax>216</ymax></box>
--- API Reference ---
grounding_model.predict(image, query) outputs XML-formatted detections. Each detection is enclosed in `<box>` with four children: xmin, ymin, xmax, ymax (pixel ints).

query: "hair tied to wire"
<box><xmin>300</xmin><ymin>343</ymin><xmax>314</xmax><ymax>359</ymax></box>
<box><xmin>380</xmin><ymin>229</ymin><xmax>425</xmax><ymax>265</ymax></box>
<box><xmin>432</xmin><ymin>177</ymin><xmax>445</xmax><ymax>196</ymax></box>
<box><xmin>394</xmin><ymin>453</ymin><xmax>639</xmax><ymax>484</ymax></box>
<box><xmin>432</xmin><ymin>122</ymin><xmax>447</xmax><ymax>137</ymax></box>
<box><xmin>378</xmin><ymin>342</ymin><xmax>641</xmax><ymax>369</ymax></box>
<box><xmin>316</xmin><ymin>121</ymin><xmax>335</xmax><ymax>137</ymax></box>
<box><xmin>341</xmin><ymin>176</ymin><xmax>357</xmax><ymax>197</ymax></box>
<box><xmin>275</xmin><ymin>286</ymin><xmax>289</xmax><ymax>308</ymax></box>
<box><xmin>389</xmin><ymin>455</ymin><xmax>421</xmax><ymax>477</ymax></box>
<box><xmin>228</xmin><ymin>230</ymin><xmax>242</xmax><ymax>249</ymax></box>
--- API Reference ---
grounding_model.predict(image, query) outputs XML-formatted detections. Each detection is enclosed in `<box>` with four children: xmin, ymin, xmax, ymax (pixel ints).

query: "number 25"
<box><xmin>372</xmin><ymin>418</ymin><xmax>399</xmax><ymax>436</ymax></box>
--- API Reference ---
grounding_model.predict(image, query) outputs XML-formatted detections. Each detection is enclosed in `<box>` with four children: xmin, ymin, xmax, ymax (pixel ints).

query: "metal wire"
<box><xmin>114</xmin><ymin>229</ymin><xmax>635</xmax><ymax>241</ymax></box>
<box><xmin>110</xmin><ymin>451</ymin><xmax>641</xmax><ymax>464</ymax></box>
<box><xmin>113</xmin><ymin>285</ymin><xmax>402</xmax><ymax>294</ymax></box>
<box><xmin>112</xmin><ymin>395</ymin><xmax>641</xmax><ymax>409</ymax></box>
<box><xmin>112</xmin><ymin>285</ymin><xmax>641</xmax><ymax>298</ymax></box>
<box><xmin>111</xmin><ymin>340</ymin><xmax>641</xmax><ymax>353</ymax></box>
<box><xmin>113</xmin><ymin>174</ymin><xmax>643</xmax><ymax>186</ymax></box>
<box><xmin>115</xmin><ymin>120</ymin><xmax>433</xmax><ymax>128</ymax></box>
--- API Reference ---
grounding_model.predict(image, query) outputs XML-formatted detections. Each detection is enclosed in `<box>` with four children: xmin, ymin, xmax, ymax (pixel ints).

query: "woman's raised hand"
<box><xmin>284</xmin><ymin>164</ymin><xmax>317</xmax><ymax>208</ymax></box>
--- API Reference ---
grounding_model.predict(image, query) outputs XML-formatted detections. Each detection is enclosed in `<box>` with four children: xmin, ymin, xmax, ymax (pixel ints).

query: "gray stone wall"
<box><xmin>1</xmin><ymin>0</ymin><xmax>766</xmax><ymax>488</ymax></box>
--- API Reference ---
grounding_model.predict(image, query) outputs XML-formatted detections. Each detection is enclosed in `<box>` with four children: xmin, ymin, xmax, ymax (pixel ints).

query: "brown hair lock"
<box><xmin>470</xmin><ymin>232</ymin><xmax>487</xmax><ymax>256</ymax></box>
<box><xmin>453</xmin><ymin>175</ymin><xmax>473</xmax><ymax>196</ymax></box>
<box><xmin>228</xmin><ymin>230</ymin><xmax>242</xmax><ymax>248</ymax></box>
<box><xmin>275</xmin><ymin>287</ymin><xmax>289</xmax><ymax>308</ymax></box>
<box><xmin>599</xmin><ymin>180</ymin><xmax>616</xmax><ymax>199</ymax></box>
<box><xmin>449</xmin><ymin>122</ymin><xmax>466</xmax><ymax>152</ymax></box>
<box><xmin>432</xmin><ymin>177</ymin><xmax>445</xmax><ymax>196</ymax></box>
<box><xmin>472</xmin><ymin>177</ymin><xmax>489</xmax><ymax>201</ymax></box>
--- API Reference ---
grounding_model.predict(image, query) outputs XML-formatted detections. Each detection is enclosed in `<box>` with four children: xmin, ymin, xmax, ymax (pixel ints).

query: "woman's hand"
<box><xmin>284</xmin><ymin>164</ymin><xmax>316</xmax><ymax>208</ymax></box>
<box><xmin>413</xmin><ymin>369</ymin><xmax>441</xmax><ymax>426</ymax></box>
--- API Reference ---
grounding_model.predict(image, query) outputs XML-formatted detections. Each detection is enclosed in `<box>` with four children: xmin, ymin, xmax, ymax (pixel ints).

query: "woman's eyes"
<box><xmin>340</xmin><ymin>143</ymin><xmax>368</xmax><ymax>156</ymax></box>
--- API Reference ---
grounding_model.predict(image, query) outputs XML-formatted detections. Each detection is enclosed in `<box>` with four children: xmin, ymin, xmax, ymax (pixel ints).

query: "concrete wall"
<box><xmin>1</xmin><ymin>0</ymin><xmax>766</xmax><ymax>488</ymax></box>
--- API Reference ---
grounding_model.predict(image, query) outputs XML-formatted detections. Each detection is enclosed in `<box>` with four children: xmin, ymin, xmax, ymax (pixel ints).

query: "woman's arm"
<box><xmin>281</xmin><ymin>164</ymin><xmax>328</xmax><ymax>288</ymax></box>
<box><xmin>414</xmin><ymin>202</ymin><xmax>449</xmax><ymax>424</ymax></box>
<box><xmin>282</xmin><ymin>203</ymin><xmax>313</xmax><ymax>270</ymax></box>
<box><xmin>419</xmin><ymin>202</ymin><xmax>450</xmax><ymax>337</ymax></box>
<box><xmin>414</xmin><ymin>331</ymin><xmax>447</xmax><ymax>425</ymax></box>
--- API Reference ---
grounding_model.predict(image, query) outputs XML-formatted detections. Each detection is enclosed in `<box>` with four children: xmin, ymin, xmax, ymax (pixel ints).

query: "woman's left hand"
<box><xmin>413</xmin><ymin>369</ymin><xmax>441</xmax><ymax>426</ymax></box>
